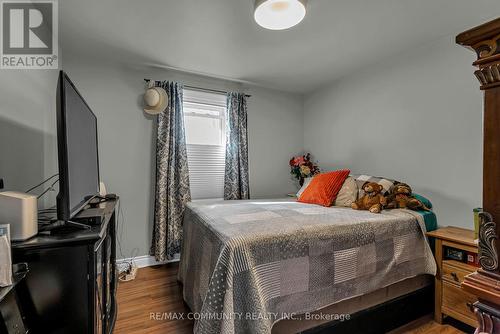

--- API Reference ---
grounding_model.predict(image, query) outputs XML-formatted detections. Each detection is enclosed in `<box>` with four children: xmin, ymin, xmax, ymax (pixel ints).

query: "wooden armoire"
<box><xmin>457</xmin><ymin>18</ymin><xmax>500</xmax><ymax>333</ymax></box>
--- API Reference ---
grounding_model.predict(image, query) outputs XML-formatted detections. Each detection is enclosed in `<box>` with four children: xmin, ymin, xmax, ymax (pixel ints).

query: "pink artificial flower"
<box><xmin>295</xmin><ymin>156</ymin><xmax>305</xmax><ymax>165</ymax></box>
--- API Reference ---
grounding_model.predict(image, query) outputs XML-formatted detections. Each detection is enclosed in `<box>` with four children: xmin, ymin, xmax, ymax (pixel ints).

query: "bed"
<box><xmin>178</xmin><ymin>198</ymin><xmax>437</xmax><ymax>334</ymax></box>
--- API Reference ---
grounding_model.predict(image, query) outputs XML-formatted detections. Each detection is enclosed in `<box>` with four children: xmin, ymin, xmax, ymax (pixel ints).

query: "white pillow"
<box><xmin>334</xmin><ymin>177</ymin><xmax>358</xmax><ymax>207</ymax></box>
<box><xmin>296</xmin><ymin>177</ymin><xmax>313</xmax><ymax>198</ymax></box>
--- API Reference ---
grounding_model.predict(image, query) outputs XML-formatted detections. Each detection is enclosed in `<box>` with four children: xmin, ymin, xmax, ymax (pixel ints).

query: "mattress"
<box><xmin>178</xmin><ymin>198</ymin><xmax>437</xmax><ymax>334</ymax></box>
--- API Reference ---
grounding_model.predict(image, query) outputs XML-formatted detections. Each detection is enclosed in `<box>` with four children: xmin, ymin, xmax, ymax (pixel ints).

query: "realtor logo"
<box><xmin>1</xmin><ymin>0</ymin><xmax>58</xmax><ymax>69</ymax></box>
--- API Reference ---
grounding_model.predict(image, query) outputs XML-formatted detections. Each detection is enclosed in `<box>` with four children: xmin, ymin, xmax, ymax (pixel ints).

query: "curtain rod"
<box><xmin>144</xmin><ymin>79</ymin><xmax>251</xmax><ymax>98</ymax></box>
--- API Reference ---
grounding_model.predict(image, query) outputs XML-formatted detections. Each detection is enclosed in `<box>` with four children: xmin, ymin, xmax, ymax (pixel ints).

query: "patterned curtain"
<box><xmin>224</xmin><ymin>92</ymin><xmax>250</xmax><ymax>200</ymax></box>
<box><xmin>151</xmin><ymin>81</ymin><xmax>191</xmax><ymax>261</ymax></box>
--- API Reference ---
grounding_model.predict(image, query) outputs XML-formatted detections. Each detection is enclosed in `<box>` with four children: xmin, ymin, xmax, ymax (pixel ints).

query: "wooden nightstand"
<box><xmin>426</xmin><ymin>227</ymin><xmax>479</xmax><ymax>327</ymax></box>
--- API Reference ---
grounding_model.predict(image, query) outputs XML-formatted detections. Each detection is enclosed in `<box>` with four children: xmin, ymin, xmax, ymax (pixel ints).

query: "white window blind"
<box><xmin>183</xmin><ymin>89</ymin><xmax>227</xmax><ymax>200</ymax></box>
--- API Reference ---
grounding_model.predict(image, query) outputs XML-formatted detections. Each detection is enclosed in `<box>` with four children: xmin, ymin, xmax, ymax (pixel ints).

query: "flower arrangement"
<box><xmin>289</xmin><ymin>153</ymin><xmax>320</xmax><ymax>186</ymax></box>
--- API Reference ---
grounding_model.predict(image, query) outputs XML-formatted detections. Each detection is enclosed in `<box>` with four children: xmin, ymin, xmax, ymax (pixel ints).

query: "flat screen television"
<box><xmin>56</xmin><ymin>71</ymin><xmax>100</xmax><ymax>221</ymax></box>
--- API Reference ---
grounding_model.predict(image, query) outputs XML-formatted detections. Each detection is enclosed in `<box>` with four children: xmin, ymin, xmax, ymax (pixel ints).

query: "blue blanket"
<box><xmin>418</xmin><ymin>210</ymin><xmax>437</xmax><ymax>232</ymax></box>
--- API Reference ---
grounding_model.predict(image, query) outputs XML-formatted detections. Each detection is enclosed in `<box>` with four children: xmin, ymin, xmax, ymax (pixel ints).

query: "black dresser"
<box><xmin>11</xmin><ymin>199</ymin><xmax>118</xmax><ymax>334</ymax></box>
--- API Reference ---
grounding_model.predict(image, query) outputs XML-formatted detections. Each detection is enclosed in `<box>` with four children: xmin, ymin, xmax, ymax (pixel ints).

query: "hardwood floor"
<box><xmin>115</xmin><ymin>264</ymin><xmax>193</xmax><ymax>334</ymax></box>
<box><xmin>388</xmin><ymin>316</ymin><xmax>464</xmax><ymax>334</ymax></box>
<box><xmin>114</xmin><ymin>265</ymin><xmax>465</xmax><ymax>334</ymax></box>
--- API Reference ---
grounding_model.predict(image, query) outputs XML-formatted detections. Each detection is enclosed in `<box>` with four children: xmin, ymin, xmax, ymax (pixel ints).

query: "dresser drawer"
<box><xmin>442</xmin><ymin>263</ymin><xmax>472</xmax><ymax>285</ymax></box>
<box><xmin>442</xmin><ymin>281</ymin><xmax>477</xmax><ymax>327</ymax></box>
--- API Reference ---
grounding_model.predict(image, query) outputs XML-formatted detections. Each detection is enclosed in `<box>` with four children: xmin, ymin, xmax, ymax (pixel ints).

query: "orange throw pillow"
<box><xmin>298</xmin><ymin>170</ymin><xmax>350</xmax><ymax>207</ymax></box>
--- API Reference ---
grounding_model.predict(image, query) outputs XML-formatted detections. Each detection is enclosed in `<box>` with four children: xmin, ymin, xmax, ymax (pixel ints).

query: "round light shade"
<box><xmin>254</xmin><ymin>0</ymin><xmax>307</xmax><ymax>30</ymax></box>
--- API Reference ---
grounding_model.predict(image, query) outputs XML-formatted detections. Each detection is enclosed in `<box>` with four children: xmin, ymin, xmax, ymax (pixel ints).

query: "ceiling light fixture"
<box><xmin>254</xmin><ymin>0</ymin><xmax>307</xmax><ymax>30</ymax></box>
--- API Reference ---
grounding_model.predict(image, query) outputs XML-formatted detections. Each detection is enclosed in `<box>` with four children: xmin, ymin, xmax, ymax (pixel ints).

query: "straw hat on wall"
<box><xmin>143</xmin><ymin>87</ymin><xmax>169</xmax><ymax>115</ymax></box>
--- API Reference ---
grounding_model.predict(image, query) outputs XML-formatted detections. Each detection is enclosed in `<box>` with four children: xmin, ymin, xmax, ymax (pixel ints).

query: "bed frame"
<box><xmin>303</xmin><ymin>286</ymin><xmax>433</xmax><ymax>334</ymax></box>
<box><xmin>456</xmin><ymin>18</ymin><xmax>500</xmax><ymax>334</ymax></box>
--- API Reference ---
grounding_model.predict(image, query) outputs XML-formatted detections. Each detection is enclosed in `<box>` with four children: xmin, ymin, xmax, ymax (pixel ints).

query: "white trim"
<box><xmin>116</xmin><ymin>254</ymin><xmax>179</xmax><ymax>271</ymax></box>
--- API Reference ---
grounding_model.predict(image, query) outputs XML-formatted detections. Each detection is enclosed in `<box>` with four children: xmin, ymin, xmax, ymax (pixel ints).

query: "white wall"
<box><xmin>2</xmin><ymin>27</ymin><xmax>483</xmax><ymax>258</ymax></box>
<box><xmin>61</xmin><ymin>57</ymin><xmax>304</xmax><ymax>258</ymax></box>
<box><xmin>247</xmin><ymin>87</ymin><xmax>304</xmax><ymax>198</ymax></box>
<box><xmin>304</xmin><ymin>35</ymin><xmax>482</xmax><ymax>229</ymax></box>
<box><xmin>0</xmin><ymin>70</ymin><xmax>59</xmax><ymax>206</ymax></box>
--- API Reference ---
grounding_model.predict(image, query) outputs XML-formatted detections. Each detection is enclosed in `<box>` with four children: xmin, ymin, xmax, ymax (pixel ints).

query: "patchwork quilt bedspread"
<box><xmin>178</xmin><ymin>198</ymin><xmax>436</xmax><ymax>334</ymax></box>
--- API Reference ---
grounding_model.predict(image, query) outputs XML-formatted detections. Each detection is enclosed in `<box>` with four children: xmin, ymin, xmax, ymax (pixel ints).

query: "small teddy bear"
<box><xmin>351</xmin><ymin>182</ymin><xmax>387</xmax><ymax>213</ymax></box>
<box><xmin>385</xmin><ymin>182</ymin><xmax>430</xmax><ymax>211</ymax></box>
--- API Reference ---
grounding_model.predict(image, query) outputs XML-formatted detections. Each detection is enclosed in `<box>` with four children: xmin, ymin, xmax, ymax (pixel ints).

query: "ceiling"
<box><xmin>60</xmin><ymin>0</ymin><xmax>500</xmax><ymax>93</ymax></box>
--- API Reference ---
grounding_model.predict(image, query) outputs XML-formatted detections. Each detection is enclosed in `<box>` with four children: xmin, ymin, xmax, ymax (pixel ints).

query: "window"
<box><xmin>183</xmin><ymin>89</ymin><xmax>226</xmax><ymax>200</ymax></box>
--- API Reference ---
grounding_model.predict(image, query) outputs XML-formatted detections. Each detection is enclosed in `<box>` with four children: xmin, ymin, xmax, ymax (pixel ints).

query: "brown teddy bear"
<box><xmin>351</xmin><ymin>182</ymin><xmax>387</xmax><ymax>213</ymax></box>
<box><xmin>385</xmin><ymin>182</ymin><xmax>430</xmax><ymax>211</ymax></box>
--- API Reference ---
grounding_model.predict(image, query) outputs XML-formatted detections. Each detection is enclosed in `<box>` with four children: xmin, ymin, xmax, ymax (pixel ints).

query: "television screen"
<box><xmin>56</xmin><ymin>71</ymin><xmax>100</xmax><ymax>221</ymax></box>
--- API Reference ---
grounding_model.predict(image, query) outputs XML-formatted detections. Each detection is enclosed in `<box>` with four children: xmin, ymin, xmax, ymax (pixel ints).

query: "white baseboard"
<box><xmin>116</xmin><ymin>254</ymin><xmax>180</xmax><ymax>272</ymax></box>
